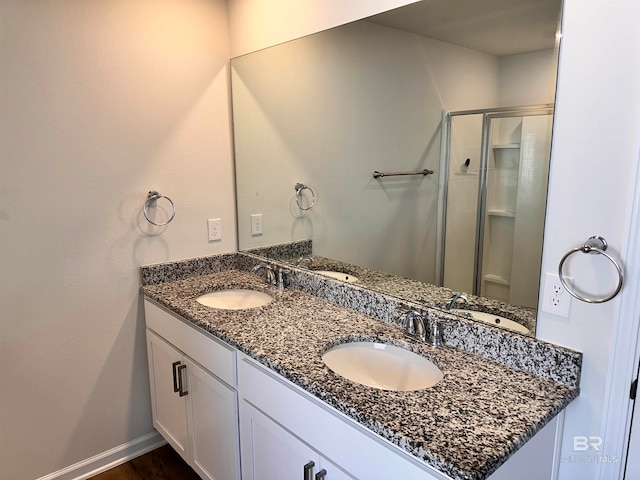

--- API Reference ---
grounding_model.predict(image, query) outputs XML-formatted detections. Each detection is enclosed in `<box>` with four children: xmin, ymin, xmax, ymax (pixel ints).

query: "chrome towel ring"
<box><xmin>558</xmin><ymin>236</ymin><xmax>624</xmax><ymax>303</ymax></box>
<box><xmin>143</xmin><ymin>190</ymin><xmax>176</xmax><ymax>226</ymax></box>
<box><xmin>295</xmin><ymin>183</ymin><xmax>315</xmax><ymax>211</ymax></box>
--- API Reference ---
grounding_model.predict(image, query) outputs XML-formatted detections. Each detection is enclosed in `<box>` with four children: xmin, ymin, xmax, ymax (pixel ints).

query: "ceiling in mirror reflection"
<box><xmin>231</xmin><ymin>0</ymin><xmax>562</xmax><ymax>335</ymax></box>
<box><xmin>369</xmin><ymin>0</ymin><xmax>560</xmax><ymax>56</ymax></box>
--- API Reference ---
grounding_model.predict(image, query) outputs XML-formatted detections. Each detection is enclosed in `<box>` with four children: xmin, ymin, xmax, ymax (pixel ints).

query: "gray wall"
<box><xmin>0</xmin><ymin>1</ymin><xmax>234</xmax><ymax>478</ymax></box>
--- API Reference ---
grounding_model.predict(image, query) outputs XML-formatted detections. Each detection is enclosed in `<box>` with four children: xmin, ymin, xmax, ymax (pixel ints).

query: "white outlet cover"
<box><xmin>208</xmin><ymin>218</ymin><xmax>222</xmax><ymax>241</ymax></box>
<box><xmin>541</xmin><ymin>272</ymin><xmax>573</xmax><ymax>318</ymax></box>
<box><xmin>251</xmin><ymin>214</ymin><xmax>263</xmax><ymax>236</ymax></box>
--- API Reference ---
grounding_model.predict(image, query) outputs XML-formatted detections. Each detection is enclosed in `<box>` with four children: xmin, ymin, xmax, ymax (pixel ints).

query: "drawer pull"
<box><xmin>303</xmin><ymin>461</ymin><xmax>315</xmax><ymax>480</ymax></box>
<box><xmin>177</xmin><ymin>364</ymin><xmax>188</xmax><ymax>397</ymax></box>
<box><xmin>315</xmin><ymin>469</ymin><xmax>327</xmax><ymax>480</ymax></box>
<box><xmin>172</xmin><ymin>361</ymin><xmax>181</xmax><ymax>393</ymax></box>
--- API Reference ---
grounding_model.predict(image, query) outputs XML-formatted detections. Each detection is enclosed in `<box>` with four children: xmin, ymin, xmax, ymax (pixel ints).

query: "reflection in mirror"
<box><xmin>442</xmin><ymin>106</ymin><xmax>553</xmax><ymax>310</ymax></box>
<box><xmin>232</xmin><ymin>0</ymin><xmax>562</xmax><ymax>336</ymax></box>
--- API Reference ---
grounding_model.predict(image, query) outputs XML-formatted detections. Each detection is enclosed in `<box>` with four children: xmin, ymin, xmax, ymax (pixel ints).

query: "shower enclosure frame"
<box><xmin>437</xmin><ymin>104</ymin><xmax>554</xmax><ymax>299</ymax></box>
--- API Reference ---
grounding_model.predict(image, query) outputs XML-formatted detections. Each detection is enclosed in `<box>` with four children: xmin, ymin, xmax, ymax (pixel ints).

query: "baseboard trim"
<box><xmin>36</xmin><ymin>431</ymin><xmax>166</xmax><ymax>480</ymax></box>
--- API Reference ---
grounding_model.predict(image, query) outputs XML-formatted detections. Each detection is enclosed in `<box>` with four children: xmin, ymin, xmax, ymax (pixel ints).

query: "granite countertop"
<box><xmin>284</xmin><ymin>254</ymin><xmax>537</xmax><ymax>331</ymax></box>
<box><xmin>142</xmin><ymin>267</ymin><xmax>579</xmax><ymax>480</ymax></box>
<box><xmin>246</xmin><ymin>240</ymin><xmax>537</xmax><ymax>334</ymax></box>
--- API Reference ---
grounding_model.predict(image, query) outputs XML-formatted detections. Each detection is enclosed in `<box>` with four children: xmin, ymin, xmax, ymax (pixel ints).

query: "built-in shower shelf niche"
<box><xmin>481</xmin><ymin>212</ymin><xmax>515</xmax><ymax>303</ymax></box>
<box><xmin>488</xmin><ymin>144</ymin><xmax>520</xmax><ymax>215</ymax></box>
<box><xmin>492</xmin><ymin>143</ymin><xmax>520</xmax><ymax>149</ymax></box>
<box><xmin>482</xmin><ymin>126</ymin><xmax>521</xmax><ymax>303</ymax></box>
<box><xmin>483</xmin><ymin>273</ymin><xmax>512</xmax><ymax>304</ymax></box>
<box><xmin>479</xmin><ymin>114</ymin><xmax>553</xmax><ymax>309</ymax></box>
<box><xmin>483</xmin><ymin>274</ymin><xmax>510</xmax><ymax>285</ymax></box>
<box><xmin>483</xmin><ymin>278</ymin><xmax>511</xmax><ymax>304</ymax></box>
<box><xmin>487</xmin><ymin>209</ymin><xmax>516</xmax><ymax>218</ymax></box>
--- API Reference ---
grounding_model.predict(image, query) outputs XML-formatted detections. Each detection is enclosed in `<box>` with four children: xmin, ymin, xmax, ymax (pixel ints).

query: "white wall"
<box><xmin>0</xmin><ymin>1</ymin><xmax>234</xmax><ymax>479</ymax></box>
<box><xmin>498</xmin><ymin>49</ymin><xmax>559</xmax><ymax>107</ymax></box>
<box><xmin>536</xmin><ymin>1</ymin><xmax>640</xmax><ymax>478</ymax></box>
<box><xmin>233</xmin><ymin>21</ymin><xmax>498</xmax><ymax>283</ymax></box>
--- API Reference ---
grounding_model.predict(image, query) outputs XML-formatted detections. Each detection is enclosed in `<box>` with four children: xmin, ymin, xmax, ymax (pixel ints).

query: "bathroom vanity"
<box><xmin>141</xmin><ymin>252</ymin><xmax>581</xmax><ymax>480</ymax></box>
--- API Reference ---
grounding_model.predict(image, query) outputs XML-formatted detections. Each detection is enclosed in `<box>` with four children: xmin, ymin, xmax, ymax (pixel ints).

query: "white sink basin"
<box><xmin>322</xmin><ymin>342</ymin><xmax>443</xmax><ymax>391</ymax></box>
<box><xmin>315</xmin><ymin>270</ymin><xmax>359</xmax><ymax>283</ymax></box>
<box><xmin>454</xmin><ymin>309</ymin><xmax>529</xmax><ymax>334</ymax></box>
<box><xmin>196</xmin><ymin>289</ymin><xmax>274</xmax><ymax>310</ymax></box>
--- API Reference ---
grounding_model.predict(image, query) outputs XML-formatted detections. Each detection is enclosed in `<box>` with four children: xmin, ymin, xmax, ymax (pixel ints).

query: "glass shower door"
<box><xmin>441</xmin><ymin>107</ymin><xmax>553</xmax><ymax>309</ymax></box>
<box><xmin>441</xmin><ymin>114</ymin><xmax>482</xmax><ymax>294</ymax></box>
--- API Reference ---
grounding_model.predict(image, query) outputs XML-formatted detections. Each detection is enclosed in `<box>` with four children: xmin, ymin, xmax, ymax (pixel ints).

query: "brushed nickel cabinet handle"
<box><xmin>303</xmin><ymin>461</ymin><xmax>315</xmax><ymax>480</ymax></box>
<box><xmin>315</xmin><ymin>469</ymin><xmax>327</xmax><ymax>480</ymax></box>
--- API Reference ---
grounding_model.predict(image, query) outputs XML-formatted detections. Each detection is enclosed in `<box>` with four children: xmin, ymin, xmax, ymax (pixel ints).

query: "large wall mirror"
<box><xmin>232</xmin><ymin>0</ymin><xmax>563</xmax><ymax>336</ymax></box>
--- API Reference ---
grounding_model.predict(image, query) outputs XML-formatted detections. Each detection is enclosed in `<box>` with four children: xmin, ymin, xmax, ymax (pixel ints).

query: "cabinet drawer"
<box><xmin>238</xmin><ymin>355</ymin><xmax>449</xmax><ymax>480</ymax></box>
<box><xmin>144</xmin><ymin>299</ymin><xmax>236</xmax><ymax>387</ymax></box>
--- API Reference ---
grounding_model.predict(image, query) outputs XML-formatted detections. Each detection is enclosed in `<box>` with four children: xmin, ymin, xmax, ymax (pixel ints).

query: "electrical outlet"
<box><xmin>207</xmin><ymin>218</ymin><xmax>222</xmax><ymax>241</ymax></box>
<box><xmin>251</xmin><ymin>214</ymin><xmax>263</xmax><ymax>236</ymax></box>
<box><xmin>541</xmin><ymin>272</ymin><xmax>572</xmax><ymax>317</ymax></box>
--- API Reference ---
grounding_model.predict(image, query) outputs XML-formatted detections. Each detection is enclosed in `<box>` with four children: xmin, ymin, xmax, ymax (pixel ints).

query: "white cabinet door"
<box><xmin>241</xmin><ymin>401</ymin><xmax>354</xmax><ymax>480</ymax></box>
<box><xmin>146</xmin><ymin>330</ymin><xmax>189</xmax><ymax>462</ymax></box>
<box><xmin>186</xmin><ymin>357</ymin><xmax>240</xmax><ymax>480</ymax></box>
<box><xmin>241</xmin><ymin>401</ymin><xmax>319</xmax><ymax>480</ymax></box>
<box><xmin>147</xmin><ymin>329</ymin><xmax>241</xmax><ymax>479</ymax></box>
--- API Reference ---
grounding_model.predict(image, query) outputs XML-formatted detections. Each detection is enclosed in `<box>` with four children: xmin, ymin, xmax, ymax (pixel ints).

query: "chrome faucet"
<box><xmin>402</xmin><ymin>311</ymin><xmax>448</xmax><ymax>348</ymax></box>
<box><xmin>276</xmin><ymin>267</ymin><xmax>290</xmax><ymax>292</ymax></box>
<box><xmin>295</xmin><ymin>255</ymin><xmax>315</xmax><ymax>267</ymax></box>
<box><xmin>428</xmin><ymin>315</ymin><xmax>447</xmax><ymax>348</ymax></box>
<box><xmin>251</xmin><ymin>264</ymin><xmax>276</xmax><ymax>285</ymax></box>
<box><xmin>403</xmin><ymin>311</ymin><xmax>427</xmax><ymax>343</ymax></box>
<box><xmin>445</xmin><ymin>293</ymin><xmax>468</xmax><ymax>311</ymax></box>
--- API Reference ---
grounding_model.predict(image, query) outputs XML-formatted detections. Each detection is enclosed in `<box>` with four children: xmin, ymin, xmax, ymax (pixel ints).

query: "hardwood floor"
<box><xmin>89</xmin><ymin>445</ymin><xmax>201</xmax><ymax>480</ymax></box>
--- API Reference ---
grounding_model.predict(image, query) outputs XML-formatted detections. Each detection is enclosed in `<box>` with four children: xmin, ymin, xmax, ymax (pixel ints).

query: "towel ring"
<box><xmin>143</xmin><ymin>191</ymin><xmax>176</xmax><ymax>226</ymax></box>
<box><xmin>295</xmin><ymin>183</ymin><xmax>315</xmax><ymax>211</ymax></box>
<box><xmin>558</xmin><ymin>236</ymin><xmax>624</xmax><ymax>303</ymax></box>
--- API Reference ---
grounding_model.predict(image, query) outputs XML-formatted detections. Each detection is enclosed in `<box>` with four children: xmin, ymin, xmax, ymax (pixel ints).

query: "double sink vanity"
<box><xmin>141</xmin><ymin>250</ymin><xmax>581</xmax><ymax>480</ymax></box>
